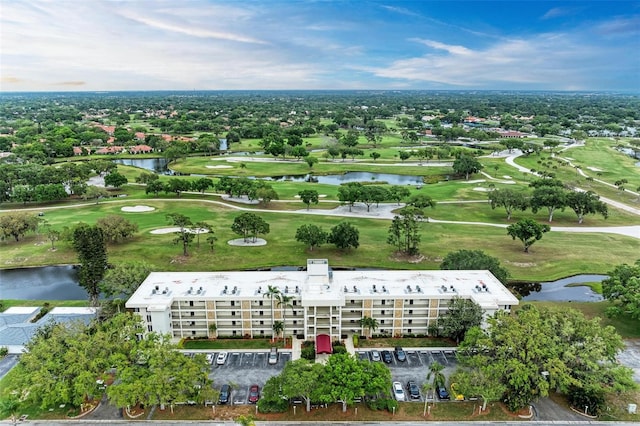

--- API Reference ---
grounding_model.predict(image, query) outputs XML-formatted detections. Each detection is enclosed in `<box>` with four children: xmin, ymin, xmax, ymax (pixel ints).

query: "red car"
<box><xmin>248</xmin><ymin>384</ymin><xmax>260</xmax><ymax>403</ymax></box>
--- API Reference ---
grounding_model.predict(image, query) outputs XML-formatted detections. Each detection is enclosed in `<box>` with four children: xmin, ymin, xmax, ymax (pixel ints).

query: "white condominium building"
<box><xmin>125</xmin><ymin>259</ymin><xmax>519</xmax><ymax>342</ymax></box>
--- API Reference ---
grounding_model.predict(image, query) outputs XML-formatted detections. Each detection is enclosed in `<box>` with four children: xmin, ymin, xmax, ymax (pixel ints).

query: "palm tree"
<box><xmin>427</xmin><ymin>361</ymin><xmax>445</xmax><ymax>389</ymax></box>
<box><xmin>208</xmin><ymin>322</ymin><xmax>217</xmax><ymax>339</ymax></box>
<box><xmin>263</xmin><ymin>285</ymin><xmax>280</xmax><ymax>341</ymax></box>
<box><xmin>276</xmin><ymin>293</ymin><xmax>294</xmax><ymax>343</ymax></box>
<box><xmin>272</xmin><ymin>320</ymin><xmax>284</xmax><ymax>341</ymax></box>
<box><xmin>358</xmin><ymin>316</ymin><xmax>378</xmax><ymax>339</ymax></box>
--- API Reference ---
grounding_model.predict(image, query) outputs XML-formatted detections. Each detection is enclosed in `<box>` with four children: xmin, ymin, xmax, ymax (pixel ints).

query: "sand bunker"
<box><xmin>227</xmin><ymin>238</ymin><xmax>267</xmax><ymax>246</ymax></box>
<box><xmin>465</xmin><ymin>179</ymin><xmax>486</xmax><ymax>184</ymax></box>
<box><xmin>121</xmin><ymin>205</ymin><xmax>155</xmax><ymax>212</ymax></box>
<box><xmin>150</xmin><ymin>227</ymin><xmax>210</xmax><ymax>235</ymax></box>
<box><xmin>502</xmin><ymin>175</ymin><xmax>512</xmax><ymax>179</ymax></box>
<box><xmin>206</xmin><ymin>165</ymin><xmax>234</xmax><ymax>169</ymax></box>
<box><xmin>473</xmin><ymin>187</ymin><xmax>492</xmax><ymax>192</ymax></box>
<box><xmin>587</xmin><ymin>166</ymin><xmax>603</xmax><ymax>172</ymax></box>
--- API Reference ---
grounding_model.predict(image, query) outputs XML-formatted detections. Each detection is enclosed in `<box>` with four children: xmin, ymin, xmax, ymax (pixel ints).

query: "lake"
<box><xmin>512</xmin><ymin>274</ymin><xmax>608</xmax><ymax>302</ymax></box>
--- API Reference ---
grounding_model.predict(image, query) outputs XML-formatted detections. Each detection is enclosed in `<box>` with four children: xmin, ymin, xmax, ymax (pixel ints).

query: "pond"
<box><xmin>113</xmin><ymin>157</ymin><xmax>171</xmax><ymax>174</ymax></box>
<box><xmin>510</xmin><ymin>274</ymin><xmax>608</xmax><ymax>302</ymax></box>
<box><xmin>112</xmin><ymin>158</ymin><xmax>425</xmax><ymax>185</ymax></box>
<box><xmin>0</xmin><ymin>265</ymin><xmax>88</xmax><ymax>300</ymax></box>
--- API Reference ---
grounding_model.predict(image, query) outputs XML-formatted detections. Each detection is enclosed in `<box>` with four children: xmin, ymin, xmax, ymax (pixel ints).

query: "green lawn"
<box><xmin>181</xmin><ymin>339</ymin><xmax>285</xmax><ymax>350</ymax></box>
<box><xmin>357</xmin><ymin>337</ymin><xmax>456</xmax><ymax>348</ymax></box>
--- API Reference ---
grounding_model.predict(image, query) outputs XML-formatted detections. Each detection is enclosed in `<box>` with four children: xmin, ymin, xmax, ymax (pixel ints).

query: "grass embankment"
<box><xmin>1</xmin><ymin>199</ymin><xmax>638</xmax><ymax>281</ymax></box>
<box><xmin>151</xmin><ymin>399</ymin><xmax>525</xmax><ymax>422</ymax></box>
<box><xmin>181</xmin><ymin>339</ymin><xmax>286</xmax><ymax>350</ymax></box>
<box><xmin>0</xmin><ymin>300</ymin><xmax>88</xmax><ymax>310</ymax></box>
<box><xmin>357</xmin><ymin>336</ymin><xmax>456</xmax><ymax>348</ymax></box>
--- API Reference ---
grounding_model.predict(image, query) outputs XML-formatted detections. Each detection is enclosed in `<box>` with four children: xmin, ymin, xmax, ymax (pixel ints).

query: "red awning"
<box><xmin>315</xmin><ymin>334</ymin><xmax>333</xmax><ymax>354</ymax></box>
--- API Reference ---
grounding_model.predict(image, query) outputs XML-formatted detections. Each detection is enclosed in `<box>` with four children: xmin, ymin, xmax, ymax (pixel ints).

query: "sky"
<box><xmin>1</xmin><ymin>0</ymin><xmax>639</xmax><ymax>92</ymax></box>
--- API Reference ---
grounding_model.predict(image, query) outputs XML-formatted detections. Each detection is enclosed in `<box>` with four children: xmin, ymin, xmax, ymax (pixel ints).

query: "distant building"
<box><xmin>126</xmin><ymin>259</ymin><xmax>518</xmax><ymax>342</ymax></box>
<box><xmin>95</xmin><ymin>146</ymin><xmax>124</xmax><ymax>155</ymax></box>
<box><xmin>128</xmin><ymin>144</ymin><xmax>153</xmax><ymax>154</ymax></box>
<box><xmin>498</xmin><ymin>130</ymin><xmax>528</xmax><ymax>138</ymax></box>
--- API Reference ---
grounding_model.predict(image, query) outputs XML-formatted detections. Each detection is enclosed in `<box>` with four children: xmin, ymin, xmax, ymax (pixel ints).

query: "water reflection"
<box><xmin>510</xmin><ymin>274</ymin><xmax>607</xmax><ymax>302</ymax></box>
<box><xmin>0</xmin><ymin>265</ymin><xmax>88</xmax><ymax>300</ymax></box>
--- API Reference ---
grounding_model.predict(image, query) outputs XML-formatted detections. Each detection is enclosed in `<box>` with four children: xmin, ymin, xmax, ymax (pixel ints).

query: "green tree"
<box><xmin>406</xmin><ymin>193</ymin><xmax>437</xmax><ymax>210</ymax></box>
<box><xmin>440</xmin><ymin>249</ymin><xmax>510</xmax><ymax>285</ymax></box>
<box><xmin>328</xmin><ymin>222</ymin><xmax>359</xmax><ymax>251</ymax></box>
<box><xmin>298</xmin><ymin>189</ymin><xmax>319</xmax><ymax>210</ymax></box>
<box><xmin>304</xmin><ymin>155</ymin><xmax>319</xmax><ymax>169</ymax></box>
<box><xmin>263</xmin><ymin>285</ymin><xmax>280</xmax><ymax>341</ymax></box>
<box><xmin>104</xmin><ymin>171</ymin><xmax>128</xmax><ymax>188</ymax></box>
<box><xmin>436</xmin><ymin>297</ymin><xmax>483</xmax><ymax>343</ymax></box>
<box><xmin>387</xmin><ymin>206</ymin><xmax>422</xmax><ymax>255</ymax></box>
<box><xmin>231</xmin><ymin>212</ymin><xmax>270</xmax><ymax>243</ymax></box>
<box><xmin>165</xmin><ymin>178</ymin><xmax>192</xmax><ymax>197</ymax></box>
<box><xmin>101</xmin><ymin>261</ymin><xmax>154</xmax><ymax>299</ymax></box>
<box><xmin>453</xmin><ymin>155</ymin><xmax>483</xmax><ymax>180</ymax></box>
<box><xmin>281</xmin><ymin>359</ymin><xmax>323</xmax><ymax>412</ymax></box>
<box><xmin>487</xmin><ymin>188</ymin><xmax>529</xmax><ymax>220</ymax></box>
<box><xmin>369</xmin><ymin>151</ymin><xmax>381</xmax><ymax>161</ymax></box>
<box><xmin>457</xmin><ymin>305</ymin><xmax>634</xmax><ymax>412</ymax></box>
<box><xmin>83</xmin><ymin>185</ymin><xmax>109</xmax><ymax>204</ymax></box>
<box><xmin>337</xmin><ymin>182</ymin><xmax>362</xmax><ymax>212</ymax></box>
<box><xmin>315</xmin><ymin>353</ymin><xmax>366</xmax><ymax>412</ymax></box>
<box><xmin>145</xmin><ymin>180</ymin><xmax>164</xmax><ymax>196</ymax></box>
<box><xmin>602</xmin><ymin>260</ymin><xmax>640</xmax><ymax>320</ymax></box>
<box><xmin>73</xmin><ymin>224</ymin><xmax>107</xmax><ymax>307</ymax></box>
<box><xmin>506</xmin><ymin>218</ymin><xmax>550</xmax><ymax>253</ymax></box>
<box><xmin>276</xmin><ymin>293</ymin><xmax>294</xmax><ymax>342</ymax></box>
<box><xmin>427</xmin><ymin>361</ymin><xmax>446</xmax><ymax>389</ymax></box>
<box><xmin>450</xmin><ymin>369</ymin><xmax>505</xmax><ymax>412</ymax></box>
<box><xmin>166</xmin><ymin>213</ymin><xmax>194</xmax><ymax>256</ymax></box>
<box><xmin>530</xmin><ymin>186</ymin><xmax>567</xmax><ymax>222</ymax></box>
<box><xmin>566</xmin><ymin>190</ymin><xmax>608</xmax><ymax>224</ymax></box>
<box><xmin>388</xmin><ymin>185</ymin><xmax>410</xmax><ymax>205</ymax></box>
<box><xmin>272</xmin><ymin>320</ymin><xmax>284</xmax><ymax>340</ymax></box>
<box><xmin>295</xmin><ymin>224</ymin><xmax>328</xmax><ymax>251</ymax></box>
<box><xmin>96</xmin><ymin>214</ymin><xmax>139</xmax><ymax>243</ymax></box>
<box><xmin>398</xmin><ymin>150</ymin><xmax>411</xmax><ymax>162</ymax></box>
<box><xmin>358</xmin><ymin>316</ymin><xmax>378</xmax><ymax>338</ymax></box>
<box><xmin>0</xmin><ymin>212</ymin><xmax>39</xmax><ymax>242</ymax></box>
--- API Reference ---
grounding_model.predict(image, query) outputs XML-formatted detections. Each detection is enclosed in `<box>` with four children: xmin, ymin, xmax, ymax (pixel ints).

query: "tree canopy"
<box><xmin>231</xmin><ymin>212</ymin><xmax>270</xmax><ymax>243</ymax></box>
<box><xmin>72</xmin><ymin>224</ymin><xmax>107</xmax><ymax>307</ymax></box>
<box><xmin>457</xmin><ymin>305</ymin><xmax>634</xmax><ymax>412</ymax></box>
<box><xmin>506</xmin><ymin>218</ymin><xmax>550</xmax><ymax>253</ymax></box>
<box><xmin>436</xmin><ymin>297</ymin><xmax>483</xmax><ymax>343</ymax></box>
<box><xmin>328</xmin><ymin>222</ymin><xmax>359</xmax><ymax>251</ymax></box>
<box><xmin>602</xmin><ymin>259</ymin><xmax>640</xmax><ymax>320</ymax></box>
<box><xmin>440</xmin><ymin>249</ymin><xmax>510</xmax><ymax>285</ymax></box>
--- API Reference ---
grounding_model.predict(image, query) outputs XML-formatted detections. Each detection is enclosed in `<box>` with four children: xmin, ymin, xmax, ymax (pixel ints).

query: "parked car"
<box><xmin>216</xmin><ymin>351</ymin><xmax>228</xmax><ymax>365</ymax></box>
<box><xmin>205</xmin><ymin>353</ymin><xmax>214</xmax><ymax>364</ymax></box>
<box><xmin>248</xmin><ymin>384</ymin><xmax>260</xmax><ymax>403</ymax></box>
<box><xmin>407</xmin><ymin>381</ymin><xmax>420</xmax><ymax>400</ymax></box>
<box><xmin>394</xmin><ymin>346</ymin><xmax>406</xmax><ymax>362</ymax></box>
<box><xmin>381</xmin><ymin>350</ymin><xmax>393</xmax><ymax>364</ymax></box>
<box><xmin>370</xmin><ymin>350</ymin><xmax>381</xmax><ymax>362</ymax></box>
<box><xmin>437</xmin><ymin>386</ymin><xmax>450</xmax><ymax>400</ymax></box>
<box><xmin>392</xmin><ymin>381</ymin><xmax>406</xmax><ymax>401</ymax></box>
<box><xmin>268</xmin><ymin>347</ymin><xmax>278</xmax><ymax>365</ymax></box>
<box><xmin>219</xmin><ymin>384</ymin><xmax>231</xmax><ymax>404</ymax></box>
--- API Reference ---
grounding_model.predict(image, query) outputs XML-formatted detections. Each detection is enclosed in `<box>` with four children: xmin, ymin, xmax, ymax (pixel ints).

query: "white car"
<box><xmin>392</xmin><ymin>381</ymin><xmax>406</xmax><ymax>401</ymax></box>
<box><xmin>205</xmin><ymin>353</ymin><xmax>214</xmax><ymax>364</ymax></box>
<box><xmin>216</xmin><ymin>351</ymin><xmax>228</xmax><ymax>365</ymax></box>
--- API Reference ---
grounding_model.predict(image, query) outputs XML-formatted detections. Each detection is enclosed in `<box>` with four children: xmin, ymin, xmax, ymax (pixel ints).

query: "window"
<box><xmin>293</xmin><ymin>320</ymin><xmax>297</xmax><ymax>325</ymax></box>
<box><xmin>409</xmin><ymin>300</ymin><xmax>414</xmax><ymax>305</ymax></box>
<box><xmin>408</xmin><ymin>329</ymin><xmax>412</xmax><ymax>333</ymax></box>
<box><xmin>350</xmin><ymin>320</ymin><xmax>354</xmax><ymax>323</ymax></box>
<box><xmin>293</xmin><ymin>300</ymin><xmax>297</xmax><ymax>306</ymax></box>
<box><xmin>293</xmin><ymin>311</ymin><xmax>297</xmax><ymax>316</ymax></box>
<box><xmin>409</xmin><ymin>310</ymin><xmax>413</xmax><ymax>314</ymax></box>
<box><xmin>191</xmin><ymin>330</ymin><xmax>196</xmax><ymax>335</ymax></box>
<box><xmin>189</xmin><ymin>301</ymin><xmax>194</xmax><ymax>307</ymax></box>
<box><xmin>381</xmin><ymin>310</ymin><xmax>385</xmax><ymax>315</ymax></box>
<box><xmin>408</xmin><ymin>319</ymin><xmax>413</xmax><ymax>324</ymax></box>
<box><xmin>146</xmin><ymin>315</ymin><xmax>152</xmax><ymax>322</ymax></box>
<box><xmin>231</xmin><ymin>311</ymin><xmax>236</xmax><ymax>316</ymax></box>
<box><xmin>190</xmin><ymin>311</ymin><xmax>194</xmax><ymax>317</ymax></box>
<box><xmin>260</xmin><ymin>330</ymin><xmax>264</xmax><ymax>335</ymax></box>
<box><xmin>232</xmin><ymin>330</ymin><xmax>237</xmax><ymax>336</ymax></box>
<box><xmin>147</xmin><ymin>325</ymin><xmax>153</xmax><ymax>332</ymax></box>
<box><xmin>351</xmin><ymin>300</ymin><xmax>355</xmax><ymax>304</ymax></box>
<box><xmin>259</xmin><ymin>311</ymin><xmax>264</xmax><ymax>316</ymax></box>
<box><xmin>260</xmin><ymin>321</ymin><xmax>264</xmax><ymax>325</ymax></box>
<box><xmin>232</xmin><ymin>321</ymin><xmax>236</xmax><ymax>326</ymax></box>
<box><xmin>231</xmin><ymin>301</ymin><xmax>236</xmax><ymax>307</ymax></box>
<box><xmin>381</xmin><ymin>320</ymin><xmax>385</xmax><ymax>324</ymax></box>
<box><xmin>190</xmin><ymin>321</ymin><xmax>195</xmax><ymax>326</ymax></box>
<box><xmin>259</xmin><ymin>301</ymin><xmax>263</xmax><ymax>306</ymax></box>
<box><xmin>382</xmin><ymin>300</ymin><xmax>385</xmax><ymax>305</ymax></box>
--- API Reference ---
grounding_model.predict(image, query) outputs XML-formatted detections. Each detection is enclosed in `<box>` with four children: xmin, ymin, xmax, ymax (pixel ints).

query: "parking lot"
<box><xmin>186</xmin><ymin>351</ymin><xmax>291</xmax><ymax>405</ymax></box>
<box><xmin>356</xmin><ymin>349</ymin><xmax>459</xmax><ymax>402</ymax></box>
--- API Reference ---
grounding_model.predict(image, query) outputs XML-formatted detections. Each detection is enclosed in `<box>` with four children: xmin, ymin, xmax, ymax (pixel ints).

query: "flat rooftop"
<box><xmin>126</xmin><ymin>261</ymin><xmax>518</xmax><ymax>309</ymax></box>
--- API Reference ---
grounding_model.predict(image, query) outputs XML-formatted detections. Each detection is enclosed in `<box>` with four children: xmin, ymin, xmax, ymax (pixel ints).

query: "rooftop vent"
<box><xmin>197</xmin><ymin>286</ymin><xmax>203</xmax><ymax>294</ymax></box>
<box><xmin>162</xmin><ymin>287</ymin><xmax>168</xmax><ymax>294</ymax></box>
<box><xmin>188</xmin><ymin>286</ymin><xmax>194</xmax><ymax>294</ymax></box>
<box><xmin>223</xmin><ymin>285</ymin><xmax>228</xmax><ymax>294</ymax></box>
<box><xmin>295</xmin><ymin>285</ymin><xmax>300</xmax><ymax>293</ymax></box>
<box><xmin>353</xmin><ymin>285</ymin><xmax>358</xmax><ymax>293</ymax></box>
<box><xmin>416</xmin><ymin>285</ymin><xmax>421</xmax><ymax>292</ymax></box>
<box><xmin>382</xmin><ymin>285</ymin><xmax>387</xmax><ymax>293</ymax></box>
<box><xmin>441</xmin><ymin>285</ymin><xmax>447</xmax><ymax>292</ymax></box>
<box><xmin>232</xmin><ymin>286</ymin><xmax>238</xmax><ymax>295</ymax></box>
<box><xmin>373</xmin><ymin>284</ymin><xmax>377</xmax><ymax>293</ymax></box>
<box><xmin>406</xmin><ymin>285</ymin><xmax>412</xmax><ymax>293</ymax></box>
<box><xmin>285</xmin><ymin>286</ymin><xmax>289</xmax><ymax>294</ymax></box>
<box><xmin>257</xmin><ymin>286</ymin><xmax>262</xmax><ymax>294</ymax></box>
<box><xmin>344</xmin><ymin>286</ymin><xmax>348</xmax><ymax>293</ymax></box>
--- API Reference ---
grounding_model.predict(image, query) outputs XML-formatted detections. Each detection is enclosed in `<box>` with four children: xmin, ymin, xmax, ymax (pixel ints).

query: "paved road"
<box><xmin>532</xmin><ymin>397</ymin><xmax>585</xmax><ymax>422</ymax></box>
<box><xmin>0</xmin><ymin>354</ymin><xmax>19</xmax><ymax>380</ymax></box>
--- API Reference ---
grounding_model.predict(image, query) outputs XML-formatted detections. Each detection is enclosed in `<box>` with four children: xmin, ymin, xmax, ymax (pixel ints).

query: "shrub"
<box><xmin>0</xmin><ymin>347</ymin><xmax>8</xmax><ymax>357</ymax></box>
<box><xmin>367</xmin><ymin>397</ymin><xmax>398</xmax><ymax>412</ymax></box>
<box><xmin>567</xmin><ymin>385</ymin><xmax>605</xmax><ymax>417</ymax></box>
<box><xmin>257</xmin><ymin>397</ymin><xmax>288</xmax><ymax>413</ymax></box>
<box><xmin>301</xmin><ymin>341</ymin><xmax>315</xmax><ymax>360</ymax></box>
<box><xmin>352</xmin><ymin>334</ymin><xmax>359</xmax><ymax>348</ymax></box>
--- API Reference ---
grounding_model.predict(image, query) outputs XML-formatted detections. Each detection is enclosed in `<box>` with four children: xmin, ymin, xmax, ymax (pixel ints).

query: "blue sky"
<box><xmin>1</xmin><ymin>1</ymin><xmax>639</xmax><ymax>92</ymax></box>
